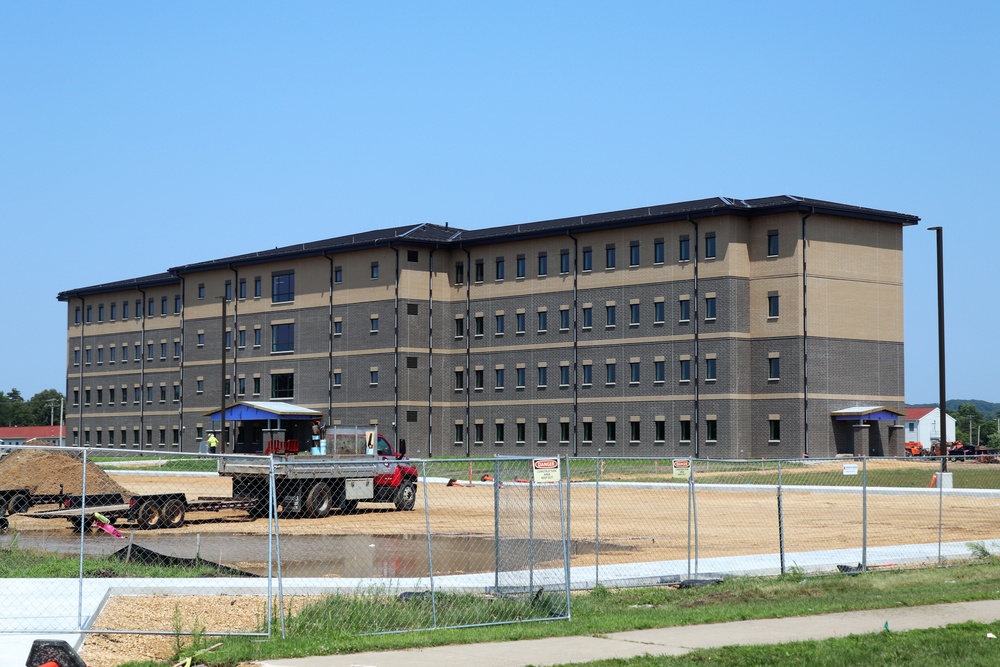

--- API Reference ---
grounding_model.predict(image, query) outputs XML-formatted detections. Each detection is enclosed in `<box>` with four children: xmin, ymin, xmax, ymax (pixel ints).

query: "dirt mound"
<box><xmin>0</xmin><ymin>449</ymin><xmax>129</xmax><ymax>496</ymax></box>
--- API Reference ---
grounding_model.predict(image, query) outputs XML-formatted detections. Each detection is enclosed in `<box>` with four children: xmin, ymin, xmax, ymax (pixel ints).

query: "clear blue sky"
<box><xmin>1</xmin><ymin>2</ymin><xmax>997</xmax><ymax>404</ymax></box>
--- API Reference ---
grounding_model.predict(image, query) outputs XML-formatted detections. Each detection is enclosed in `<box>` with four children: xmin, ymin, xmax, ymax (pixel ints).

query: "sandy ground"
<box><xmin>10</xmin><ymin>462</ymin><xmax>998</xmax><ymax>667</ymax></box>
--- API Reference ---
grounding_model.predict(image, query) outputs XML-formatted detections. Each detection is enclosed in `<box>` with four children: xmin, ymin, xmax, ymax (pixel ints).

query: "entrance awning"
<box><xmin>831</xmin><ymin>406</ymin><xmax>905</xmax><ymax>421</ymax></box>
<box><xmin>204</xmin><ymin>401</ymin><xmax>322</xmax><ymax>422</ymax></box>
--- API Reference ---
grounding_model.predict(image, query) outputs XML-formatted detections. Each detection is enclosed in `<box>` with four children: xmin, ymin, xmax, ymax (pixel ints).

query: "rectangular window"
<box><xmin>238</xmin><ymin>378</ymin><xmax>246</xmax><ymax>396</ymax></box>
<box><xmin>146</xmin><ymin>343</ymin><xmax>154</xmax><ymax>360</ymax></box>
<box><xmin>560</xmin><ymin>250</ymin><xmax>570</xmax><ymax>274</ymax></box>
<box><xmin>654</xmin><ymin>238</ymin><xmax>664</xmax><ymax>264</ymax></box>
<box><xmin>474</xmin><ymin>369</ymin><xmax>484</xmax><ymax>390</ymax></box>
<box><xmin>606</xmin><ymin>420</ymin><xmax>616</xmax><ymax>444</ymax></box>
<box><xmin>197</xmin><ymin>284</ymin><xmax>205</xmax><ymax>300</ymax></box>
<box><xmin>560</xmin><ymin>365</ymin><xmax>570</xmax><ymax>387</ymax></box>
<box><xmin>159</xmin><ymin>386</ymin><xmax>167</xmax><ymax>402</ymax></box>
<box><xmin>706</xmin><ymin>357</ymin><xmax>717</xmax><ymax>381</ymax></box>
<box><xmin>454</xmin><ymin>370</ymin><xmax>465</xmax><ymax>390</ymax></box>
<box><xmin>516</xmin><ymin>367</ymin><xmax>526</xmax><ymax>389</ymax></box>
<box><xmin>135</xmin><ymin>344</ymin><xmax>141</xmax><ymax>361</ymax></box>
<box><xmin>654</xmin><ymin>360</ymin><xmax>666</xmax><ymax>383</ymax></box>
<box><xmin>654</xmin><ymin>300</ymin><xmax>665</xmax><ymax>323</ymax></box>
<box><xmin>630</xmin><ymin>421</ymin><xmax>640</xmax><ymax>443</ymax></box>
<box><xmin>136</xmin><ymin>299</ymin><xmax>142</xmax><ymax>318</ymax></box>
<box><xmin>630</xmin><ymin>303</ymin><xmax>640</xmax><ymax>325</ymax></box>
<box><xmin>333</xmin><ymin>372</ymin><xmax>342</xmax><ymax>387</ymax></box>
<box><xmin>560</xmin><ymin>308</ymin><xmax>570</xmax><ymax>330</ymax></box>
<box><xmin>538</xmin><ymin>422</ymin><xmax>548</xmax><ymax>444</ymax></box>
<box><xmin>86</xmin><ymin>349</ymin><xmax>92</xmax><ymax>365</ymax></box>
<box><xmin>238</xmin><ymin>330</ymin><xmax>246</xmax><ymax>349</ymax></box>
<box><xmin>583</xmin><ymin>422</ymin><xmax>593</xmax><ymax>443</ymax></box>
<box><xmin>606</xmin><ymin>304</ymin><xmax>616</xmax><ymax>327</ymax></box>
<box><xmin>655</xmin><ymin>419</ymin><xmax>666</xmax><ymax>443</ymax></box>
<box><xmin>679</xmin><ymin>299</ymin><xmax>691</xmax><ymax>322</ymax></box>
<box><xmin>560</xmin><ymin>422</ymin><xmax>570</xmax><ymax>444</ymax></box>
<box><xmin>679</xmin><ymin>236</ymin><xmax>691</xmax><ymax>262</ymax></box>
<box><xmin>605</xmin><ymin>244</ymin><xmax>616</xmax><ymax>269</ymax></box>
<box><xmin>495</xmin><ymin>257</ymin><xmax>505</xmax><ymax>280</ymax></box>
<box><xmin>197</xmin><ymin>332</ymin><xmax>205</xmax><ymax>347</ymax></box>
<box><xmin>454</xmin><ymin>424</ymin><xmax>464</xmax><ymax>444</ymax></box>
<box><xmin>254</xmin><ymin>276</ymin><xmax>262</xmax><ymax>297</ymax></box>
<box><xmin>705</xmin><ymin>232</ymin><xmax>717</xmax><ymax>259</ymax></box>
<box><xmin>333</xmin><ymin>321</ymin><xmax>342</xmax><ymax>337</ymax></box>
<box><xmin>582</xmin><ymin>307</ymin><xmax>592</xmax><ymax>328</ymax></box>
<box><xmin>538</xmin><ymin>252</ymin><xmax>548</xmax><ymax>276</ymax></box>
<box><xmin>516</xmin><ymin>422</ymin><xmax>526</xmax><ymax>445</ymax></box>
<box><xmin>516</xmin><ymin>312</ymin><xmax>526</xmax><ymax>334</ymax></box>
<box><xmin>679</xmin><ymin>358</ymin><xmax>691</xmax><ymax>382</ymax></box>
<box><xmin>454</xmin><ymin>317</ymin><xmax>464</xmax><ymax>338</ymax></box>
<box><xmin>97</xmin><ymin>348</ymin><xmax>104</xmax><ymax>364</ymax></box>
<box><xmin>582</xmin><ymin>363</ymin><xmax>593</xmax><ymax>386</ymax></box>
<box><xmin>474</xmin><ymin>423</ymin><xmax>484</xmax><ymax>444</ymax></box>
<box><xmin>516</xmin><ymin>254</ymin><xmax>526</xmax><ymax>278</ymax></box>
<box><xmin>495</xmin><ymin>368</ymin><xmax>505</xmax><ymax>389</ymax></box>
<box><xmin>239</xmin><ymin>278</ymin><xmax>246</xmax><ymax>300</ymax></box>
<box><xmin>161</xmin><ymin>296</ymin><xmax>168</xmax><ymax>315</ymax></box>
<box><xmin>174</xmin><ymin>295</ymin><xmax>181</xmax><ymax>314</ymax></box>
<box><xmin>334</xmin><ymin>267</ymin><xmax>343</xmax><ymax>284</ymax></box>
<box><xmin>582</xmin><ymin>247</ymin><xmax>593</xmax><ymax>271</ymax></box>
<box><xmin>372</xmin><ymin>315</ymin><xmax>380</xmax><ymax>333</ymax></box>
<box><xmin>630</xmin><ymin>361</ymin><xmax>640</xmax><ymax>384</ymax></box>
<box><xmin>272</xmin><ymin>271</ymin><xmax>295</xmax><ymax>303</ymax></box>
<box><xmin>272</xmin><ymin>323</ymin><xmax>294</xmax><ymax>353</ymax></box>
<box><xmin>706</xmin><ymin>418</ymin><xmax>718</xmax><ymax>442</ymax></box>
<box><xmin>769</xmin><ymin>418</ymin><xmax>781</xmax><ymax>441</ymax></box>
<box><xmin>767</xmin><ymin>230</ymin><xmax>779</xmax><ymax>257</ymax></box>
<box><xmin>475</xmin><ymin>315</ymin><xmax>484</xmax><ymax>336</ymax></box>
<box><xmin>768</xmin><ymin>294</ymin><xmax>780</xmax><ymax>318</ymax></box>
<box><xmin>110</xmin><ymin>303</ymin><xmax>116</xmax><ymax>320</ymax></box>
<box><xmin>495</xmin><ymin>313</ymin><xmax>505</xmax><ymax>335</ymax></box>
<box><xmin>455</xmin><ymin>262</ymin><xmax>464</xmax><ymax>284</ymax></box>
<box><xmin>271</xmin><ymin>373</ymin><xmax>294</xmax><ymax>398</ymax></box>
<box><xmin>407</xmin><ymin>250</ymin><xmax>419</xmax><ymax>262</ymax></box>
<box><xmin>85</xmin><ymin>305</ymin><xmax>92</xmax><ymax>323</ymax></box>
<box><xmin>495</xmin><ymin>422</ymin><xmax>505</xmax><ymax>444</ymax></box>
<box><xmin>680</xmin><ymin>420</ymin><xmax>691</xmax><ymax>442</ymax></box>
<box><xmin>174</xmin><ymin>341</ymin><xmax>181</xmax><ymax>358</ymax></box>
<box><xmin>537</xmin><ymin>311</ymin><xmax>547</xmax><ymax>332</ymax></box>
<box><xmin>146</xmin><ymin>386</ymin><xmax>153</xmax><ymax>403</ymax></box>
<box><xmin>160</xmin><ymin>342</ymin><xmax>167</xmax><ymax>359</ymax></box>
<box><xmin>148</xmin><ymin>298</ymin><xmax>155</xmax><ymax>316</ymax></box>
<box><xmin>537</xmin><ymin>366</ymin><xmax>547</xmax><ymax>388</ymax></box>
<box><xmin>254</xmin><ymin>328</ymin><xmax>263</xmax><ymax>346</ymax></box>
<box><xmin>768</xmin><ymin>356</ymin><xmax>781</xmax><ymax>380</ymax></box>
<box><xmin>370</xmin><ymin>262</ymin><xmax>379</xmax><ymax>279</ymax></box>
<box><xmin>253</xmin><ymin>377</ymin><xmax>261</xmax><ymax>395</ymax></box>
<box><xmin>197</xmin><ymin>379</ymin><xmax>204</xmax><ymax>393</ymax></box>
<box><xmin>98</xmin><ymin>304</ymin><xmax>104</xmax><ymax>322</ymax></box>
<box><xmin>122</xmin><ymin>301</ymin><xmax>129</xmax><ymax>319</ymax></box>
<box><xmin>109</xmin><ymin>347</ymin><xmax>116</xmax><ymax>363</ymax></box>
<box><xmin>370</xmin><ymin>370</ymin><xmax>379</xmax><ymax>385</ymax></box>
<box><xmin>606</xmin><ymin>362</ymin><xmax>616</xmax><ymax>386</ymax></box>
<box><xmin>629</xmin><ymin>242</ymin><xmax>640</xmax><ymax>266</ymax></box>
<box><xmin>475</xmin><ymin>260</ymin><xmax>484</xmax><ymax>282</ymax></box>
<box><xmin>705</xmin><ymin>296</ymin><xmax>717</xmax><ymax>320</ymax></box>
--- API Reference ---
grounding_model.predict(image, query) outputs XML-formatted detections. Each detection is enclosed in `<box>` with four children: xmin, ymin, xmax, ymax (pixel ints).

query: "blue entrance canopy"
<box><xmin>831</xmin><ymin>406</ymin><xmax>905</xmax><ymax>421</ymax></box>
<box><xmin>204</xmin><ymin>401</ymin><xmax>322</xmax><ymax>422</ymax></box>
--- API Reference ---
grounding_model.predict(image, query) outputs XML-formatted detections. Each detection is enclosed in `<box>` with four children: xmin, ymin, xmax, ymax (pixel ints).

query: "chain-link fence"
<box><xmin>4</xmin><ymin>446</ymin><xmax>1000</xmax><ymax>643</ymax></box>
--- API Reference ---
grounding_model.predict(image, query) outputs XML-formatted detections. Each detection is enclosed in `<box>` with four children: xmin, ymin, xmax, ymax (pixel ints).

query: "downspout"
<box><xmin>230</xmin><ymin>265</ymin><xmax>239</xmax><ymax>404</ymax></box>
<box><xmin>567</xmin><ymin>232</ymin><xmax>580</xmax><ymax>456</ymax></box>
<box><xmin>393</xmin><ymin>246</ymin><xmax>400</xmax><ymax>442</ymax></box>
<box><xmin>178</xmin><ymin>277</ymin><xmax>185</xmax><ymax>451</ymax></box>
<box><xmin>688</xmin><ymin>216</ymin><xmax>700</xmax><ymax>458</ymax></box>
<box><xmin>463</xmin><ymin>247</ymin><xmax>472</xmax><ymax>457</ymax></box>
<box><xmin>801</xmin><ymin>207</ymin><xmax>814</xmax><ymax>457</ymax></box>
<box><xmin>138</xmin><ymin>288</ymin><xmax>146</xmax><ymax>449</ymax></box>
<box><xmin>77</xmin><ymin>297</ymin><xmax>86</xmax><ymax>447</ymax></box>
<box><xmin>324</xmin><ymin>253</ymin><xmax>334</xmax><ymax>425</ymax></box>
<box><xmin>428</xmin><ymin>248</ymin><xmax>435</xmax><ymax>457</ymax></box>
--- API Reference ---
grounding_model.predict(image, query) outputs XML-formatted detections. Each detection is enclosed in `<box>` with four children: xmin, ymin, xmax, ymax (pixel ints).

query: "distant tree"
<box><xmin>0</xmin><ymin>388</ymin><xmax>65</xmax><ymax>427</ymax></box>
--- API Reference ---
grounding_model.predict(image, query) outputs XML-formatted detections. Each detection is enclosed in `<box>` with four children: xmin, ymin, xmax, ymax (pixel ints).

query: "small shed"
<box><xmin>830</xmin><ymin>405</ymin><xmax>906</xmax><ymax>456</ymax></box>
<box><xmin>204</xmin><ymin>401</ymin><xmax>322</xmax><ymax>454</ymax></box>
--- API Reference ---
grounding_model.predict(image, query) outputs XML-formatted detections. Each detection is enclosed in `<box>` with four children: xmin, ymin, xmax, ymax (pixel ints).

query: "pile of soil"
<box><xmin>0</xmin><ymin>449</ymin><xmax>129</xmax><ymax>496</ymax></box>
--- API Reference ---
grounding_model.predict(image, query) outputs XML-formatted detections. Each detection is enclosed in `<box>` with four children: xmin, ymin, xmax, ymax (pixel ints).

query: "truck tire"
<box><xmin>6</xmin><ymin>493</ymin><xmax>30</xmax><ymax>516</ymax></box>
<box><xmin>339</xmin><ymin>498</ymin><xmax>359</xmax><ymax>514</ymax></box>
<box><xmin>162</xmin><ymin>499</ymin><xmax>186</xmax><ymax>528</ymax></box>
<box><xmin>136</xmin><ymin>500</ymin><xmax>163</xmax><ymax>529</ymax></box>
<box><xmin>71</xmin><ymin>516</ymin><xmax>94</xmax><ymax>533</ymax></box>
<box><xmin>394</xmin><ymin>481</ymin><xmax>416</xmax><ymax>511</ymax></box>
<box><xmin>303</xmin><ymin>482</ymin><xmax>332</xmax><ymax>518</ymax></box>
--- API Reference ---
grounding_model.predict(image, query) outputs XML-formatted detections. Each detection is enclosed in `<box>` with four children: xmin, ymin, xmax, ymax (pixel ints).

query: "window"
<box><xmin>560</xmin><ymin>422</ymin><xmax>570</xmax><ymax>444</ymax></box>
<box><xmin>705</xmin><ymin>232</ymin><xmax>717</xmax><ymax>259</ymax></box>
<box><xmin>455</xmin><ymin>262</ymin><xmax>464</xmax><ymax>284</ymax></box>
<box><xmin>98</xmin><ymin>304</ymin><xmax>104</xmax><ymax>322</ymax></box>
<box><xmin>606</xmin><ymin>362</ymin><xmax>616</xmax><ymax>386</ymax></box>
<box><xmin>370</xmin><ymin>370</ymin><xmax>379</xmax><ymax>386</ymax></box>
<box><xmin>705</xmin><ymin>296</ymin><xmax>717</xmax><ymax>320</ymax></box>
<box><xmin>582</xmin><ymin>363</ymin><xmax>593</xmax><ymax>386</ymax></box>
<box><xmin>454</xmin><ymin>424</ymin><xmax>464</xmax><ymax>444</ymax></box>
<box><xmin>333</xmin><ymin>321</ymin><xmax>342</xmax><ymax>336</ymax></box>
<box><xmin>629</xmin><ymin>242</ymin><xmax>640</xmax><ymax>266</ymax></box>
<box><xmin>655</xmin><ymin>419</ymin><xmax>666</xmax><ymax>443</ymax></box>
<box><xmin>582</xmin><ymin>306</ymin><xmax>593</xmax><ymax>328</ymax></box>
<box><xmin>605</xmin><ymin>244</ymin><xmax>616</xmax><ymax>269</ymax></box>
<box><xmin>223</xmin><ymin>281</ymin><xmax>231</xmax><ymax>303</ymax></box>
<box><xmin>73</xmin><ymin>349</ymin><xmax>80</xmax><ymax>366</ymax></box>
<box><xmin>134</xmin><ymin>387</ymin><xmax>141</xmax><ymax>403</ymax></box>
<box><xmin>238</xmin><ymin>378</ymin><xmax>246</xmax><ymax>396</ymax></box>
<box><xmin>474</xmin><ymin>369</ymin><xmax>484</xmax><ymax>390</ymax></box>
<box><xmin>122</xmin><ymin>301</ymin><xmax>129</xmax><ymax>319</ymax></box>
<box><xmin>110</xmin><ymin>303</ymin><xmax>116</xmax><ymax>320</ymax></box>
<box><xmin>654</xmin><ymin>238</ymin><xmax>664</xmax><ymax>264</ymax></box>
<box><xmin>334</xmin><ymin>267</ymin><xmax>343</xmax><ymax>284</ymax></box>
<box><xmin>109</xmin><ymin>347</ymin><xmax>116</xmax><ymax>363</ymax></box>
<box><xmin>86</xmin><ymin>305</ymin><xmax>92</xmax><ymax>323</ymax></box>
<box><xmin>136</xmin><ymin>299</ymin><xmax>142</xmax><ymax>318</ymax></box>
<box><xmin>630</xmin><ymin>361</ymin><xmax>640</xmax><ymax>384</ymax></box>
<box><xmin>560</xmin><ymin>250</ymin><xmax>570</xmax><ymax>274</ymax></box>
<box><xmin>162</xmin><ymin>296</ymin><xmax>169</xmax><ymax>315</ymax></box>
<box><xmin>767</xmin><ymin>230</ymin><xmax>779</xmax><ymax>257</ymax></box>
<box><xmin>768</xmin><ymin>293</ymin><xmax>780</xmax><ymax>318</ymax></box>
<box><xmin>706</xmin><ymin>357</ymin><xmax>717</xmax><ymax>381</ymax></box>
<box><xmin>679</xmin><ymin>299</ymin><xmax>691</xmax><ymax>322</ymax></box>
<box><xmin>371</xmin><ymin>315</ymin><xmax>380</xmax><ymax>333</ymax></box>
<box><xmin>495</xmin><ymin>368</ymin><xmax>505</xmax><ymax>389</ymax></box>
<box><xmin>538</xmin><ymin>252</ymin><xmax>548</xmax><ymax>276</ymax></box>
<box><xmin>495</xmin><ymin>313</ymin><xmax>505</xmax><ymax>335</ymax></box>
<box><xmin>253</xmin><ymin>377</ymin><xmax>261</xmax><ymax>395</ymax></box>
<box><xmin>238</xmin><ymin>330</ymin><xmax>246</xmax><ymax>349</ymax></box>
<box><xmin>475</xmin><ymin>315</ymin><xmax>484</xmax><ymax>337</ymax></box>
<box><xmin>197</xmin><ymin>284</ymin><xmax>205</xmax><ymax>300</ymax></box>
<box><xmin>630</xmin><ymin>303</ymin><xmax>640</xmax><ymax>325</ymax></box>
<box><xmin>606</xmin><ymin>420</ymin><xmax>616</xmax><ymax>444</ymax></box>
<box><xmin>97</xmin><ymin>348</ymin><xmax>104</xmax><ymax>364</ymax></box>
<box><xmin>630</xmin><ymin>421</ymin><xmax>641</xmax><ymax>443</ymax></box>
<box><xmin>160</xmin><ymin>342</ymin><xmax>167</xmax><ymax>359</ymax></box>
<box><xmin>146</xmin><ymin>386</ymin><xmax>153</xmax><ymax>403</ymax></box>
<box><xmin>516</xmin><ymin>367</ymin><xmax>526</xmax><ymax>389</ymax></box>
<box><xmin>679</xmin><ymin>358</ymin><xmax>691</xmax><ymax>382</ymax></box>
<box><xmin>516</xmin><ymin>422</ymin><xmax>526</xmax><ymax>445</ymax></box>
<box><xmin>495</xmin><ymin>256</ymin><xmax>505</xmax><ymax>280</ymax></box>
<box><xmin>496</xmin><ymin>422</ymin><xmax>505</xmax><ymax>444</ymax></box>
<box><xmin>174</xmin><ymin>341</ymin><xmax>181</xmax><ymax>358</ymax></box>
<box><xmin>407</xmin><ymin>250</ymin><xmax>419</xmax><ymax>262</ymax></box>
<box><xmin>679</xmin><ymin>236</ymin><xmax>691</xmax><ymax>262</ymax></box>
<box><xmin>454</xmin><ymin>370</ymin><xmax>465</xmax><ymax>391</ymax></box>
<box><xmin>706</xmin><ymin>418</ymin><xmax>718</xmax><ymax>442</ymax></box>
<box><xmin>474</xmin><ymin>260</ymin><xmax>484</xmax><ymax>282</ymax></box>
<box><xmin>560</xmin><ymin>308</ymin><xmax>570</xmax><ymax>330</ymax></box>
<box><xmin>197</xmin><ymin>379</ymin><xmax>204</xmax><ymax>393</ymax></box>
<box><xmin>769</xmin><ymin>418</ymin><xmax>781</xmax><ymax>442</ymax></box>
<box><xmin>474</xmin><ymin>423</ymin><xmax>484</xmax><ymax>444</ymax></box>
<box><xmin>768</xmin><ymin>356</ymin><xmax>781</xmax><ymax>380</ymax></box>
<box><xmin>370</xmin><ymin>262</ymin><xmax>379</xmax><ymax>279</ymax></box>
<box><xmin>538</xmin><ymin>422</ymin><xmax>548</xmax><ymax>444</ymax></box>
<box><xmin>86</xmin><ymin>349</ymin><xmax>92</xmax><ymax>365</ymax></box>
<box><xmin>272</xmin><ymin>323</ymin><xmax>294</xmax><ymax>352</ymax></box>
<box><xmin>160</xmin><ymin>386</ymin><xmax>167</xmax><ymax>402</ymax></box>
<box><xmin>134</xmin><ymin>344</ymin><xmax>141</xmax><ymax>361</ymax></box>
<box><xmin>333</xmin><ymin>372</ymin><xmax>342</xmax><ymax>387</ymax></box>
<box><xmin>516</xmin><ymin>254</ymin><xmax>526</xmax><ymax>278</ymax></box>
<box><xmin>454</xmin><ymin>317</ymin><xmax>463</xmax><ymax>338</ymax></box>
<box><xmin>96</xmin><ymin>389</ymin><xmax>103</xmax><ymax>405</ymax></box>
<box><xmin>239</xmin><ymin>278</ymin><xmax>246</xmax><ymax>300</ymax></box>
<box><xmin>560</xmin><ymin>365</ymin><xmax>570</xmax><ymax>387</ymax></box>
<box><xmin>254</xmin><ymin>276</ymin><xmax>262</xmax><ymax>297</ymax></box>
<box><xmin>537</xmin><ymin>311</ymin><xmax>547</xmax><ymax>332</ymax></box>
<box><xmin>582</xmin><ymin>247</ymin><xmax>593</xmax><ymax>271</ymax></box>
<box><xmin>654</xmin><ymin>300</ymin><xmax>665</xmax><ymax>323</ymax></box>
<box><xmin>583</xmin><ymin>421</ymin><xmax>593</xmax><ymax>443</ymax></box>
<box><xmin>147</xmin><ymin>343</ymin><xmax>154</xmax><ymax>360</ymax></box>
<box><xmin>174</xmin><ymin>295</ymin><xmax>181</xmax><ymax>314</ymax></box>
<box><xmin>537</xmin><ymin>366</ymin><xmax>548</xmax><ymax>388</ymax></box>
<box><xmin>197</xmin><ymin>333</ymin><xmax>205</xmax><ymax>347</ymax></box>
<box><xmin>606</xmin><ymin>304</ymin><xmax>616</xmax><ymax>327</ymax></box>
<box><xmin>654</xmin><ymin>360</ymin><xmax>666</xmax><ymax>383</ymax></box>
<box><xmin>515</xmin><ymin>312</ymin><xmax>526</xmax><ymax>334</ymax></box>
<box><xmin>272</xmin><ymin>271</ymin><xmax>295</xmax><ymax>302</ymax></box>
<box><xmin>680</xmin><ymin>420</ymin><xmax>692</xmax><ymax>442</ymax></box>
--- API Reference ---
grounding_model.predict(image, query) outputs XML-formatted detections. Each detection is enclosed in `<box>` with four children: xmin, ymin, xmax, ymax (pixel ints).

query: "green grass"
<box><xmin>98</xmin><ymin>457</ymin><xmax>219</xmax><ymax>473</ymax></box>
<box><xmin>143</xmin><ymin>561</ymin><xmax>1000</xmax><ymax>667</ymax></box>
<box><xmin>0</xmin><ymin>539</ymin><xmax>225</xmax><ymax>578</ymax></box>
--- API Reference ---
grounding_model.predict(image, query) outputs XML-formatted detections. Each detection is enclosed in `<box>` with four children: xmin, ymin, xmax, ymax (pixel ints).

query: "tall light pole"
<box><xmin>219</xmin><ymin>295</ymin><xmax>228</xmax><ymax>455</ymax></box>
<box><xmin>929</xmin><ymin>226</ymin><xmax>946</xmax><ymax>475</ymax></box>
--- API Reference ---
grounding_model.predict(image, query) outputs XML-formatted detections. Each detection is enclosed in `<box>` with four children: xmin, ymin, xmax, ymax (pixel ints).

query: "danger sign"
<box><xmin>672</xmin><ymin>458</ymin><xmax>692</xmax><ymax>480</ymax></box>
<box><xmin>533</xmin><ymin>457</ymin><xmax>561</xmax><ymax>483</ymax></box>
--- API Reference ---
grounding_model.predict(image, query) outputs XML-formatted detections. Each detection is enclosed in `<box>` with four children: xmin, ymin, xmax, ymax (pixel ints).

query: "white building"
<box><xmin>903</xmin><ymin>407</ymin><xmax>957</xmax><ymax>451</ymax></box>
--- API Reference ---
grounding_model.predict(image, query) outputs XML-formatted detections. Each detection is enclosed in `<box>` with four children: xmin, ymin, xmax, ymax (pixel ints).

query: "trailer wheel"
<box><xmin>339</xmin><ymin>498</ymin><xmax>359</xmax><ymax>514</ymax></box>
<box><xmin>6</xmin><ymin>493</ymin><xmax>30</xmax><ymax>516</ymax></box>
<box><xmin>394</xmin><ymin>481</ymin><xmax>416</xmax><ymax>511</ymax></box>
<box><xmin>71</xmin><ymin>517</ymin><xmax>94</xmax><ymax>533</ymax></box>
<box><xmin>162</xmin><ymin>499</ymin><xmax>186</xmax><ymax>529</ymax></box>
<box><xmin>247</xmin><ymin>501</ymin><xmax>270</xmax><ymax>519</ymax></box>
<box><xmin>136</xmin><ymin>500</ymin><xmax>163</xmax><ymax>529</ymax></box>
<box><xmin>304</xmin><ymin>482</ymin><xmax>332</xmax><ymax>518</ymax></box>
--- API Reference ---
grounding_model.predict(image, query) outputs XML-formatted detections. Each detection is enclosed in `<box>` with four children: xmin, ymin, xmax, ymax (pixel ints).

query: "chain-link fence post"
<box><xmin>421</xmin><ymin>459</ymin><xmax>438</xmax><ymax>629</ymax></box>
<box><xmin>861</xmin><ymin>456</ymin><xmax>868</xmax><ymax>573</ymax></box>
<box><xmin>777</xmin><ymin>459</ymin><xmax>785</xmax><ymax>575</ymax></box>
<box><xmin>595</xmin><ymin>452</ymin><xmax>601</xmax><ymax>587</ymax></box>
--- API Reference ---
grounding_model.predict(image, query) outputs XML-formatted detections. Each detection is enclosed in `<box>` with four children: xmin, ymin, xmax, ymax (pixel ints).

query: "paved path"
<box><xmin>259</xmin><ymin>600</ymin><xmax>1000</xmax><ymax>667</ymax></box>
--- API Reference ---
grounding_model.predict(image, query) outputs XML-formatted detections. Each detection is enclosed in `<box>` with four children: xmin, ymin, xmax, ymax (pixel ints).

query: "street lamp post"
<box><xmin>929</xmin><ymin>226</ymin><xmax>947</xmax><ymax>475</ymax></box>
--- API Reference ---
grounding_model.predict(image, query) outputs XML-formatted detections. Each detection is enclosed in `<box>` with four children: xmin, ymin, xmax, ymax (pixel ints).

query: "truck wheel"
<box><xmin>137</xmin><ymin>500</ymin><xmax>163</xmax><ymax>529</ymax></box>
<box><xmin>394</xmin><ymin>481</ymin><xmax>416</xmax><ymax>511</ymax></box>
<box><xmin>162</xmin><ymin>499</ymin><xmax>186</xmax><ymax>528</ymax></box>
<box><xmin>247</xmin><ymin>502</ymin><xmax>270</xmax><ymax>519</ymax></box>
<box><xmin>339</xmin><ymin>498</ymin><xmax>359</xmax><ymax>514</ymax></box>
<box><xmin>303</xmin><ymin>483</ymin><xmax>332</xmax><ymax>518</ymax></box>
<box><xmin>6</xmin><ymin>493</ymin><xmax>30</xmax><ymax>516</ymax></box>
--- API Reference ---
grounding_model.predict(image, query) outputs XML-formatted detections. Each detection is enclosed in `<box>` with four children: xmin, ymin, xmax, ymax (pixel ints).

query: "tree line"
<box><xmin>0</xmin><ymin>388</ymin><xmax>66</xmax><ymax>428</ymax></box>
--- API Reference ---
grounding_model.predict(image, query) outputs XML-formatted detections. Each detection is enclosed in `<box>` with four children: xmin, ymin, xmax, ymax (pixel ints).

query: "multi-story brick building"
<box><xmin>57</xmin><ymin>195</ymin><xmax>918</xmax><ymax>459</ymax></box>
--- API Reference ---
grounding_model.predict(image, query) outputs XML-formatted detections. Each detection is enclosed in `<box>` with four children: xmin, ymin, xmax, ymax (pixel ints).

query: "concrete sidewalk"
<box><xmin>259</xmin><ymin>599</ymin><xmax>1000</xmax><ymax>667</ymax></box>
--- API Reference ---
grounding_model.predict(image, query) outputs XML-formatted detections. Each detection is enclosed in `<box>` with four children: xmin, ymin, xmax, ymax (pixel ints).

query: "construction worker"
<box><xmin>207</xmin><ymin>431</ymin><xmax>218</xmax><ymax>455</ymax></box>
